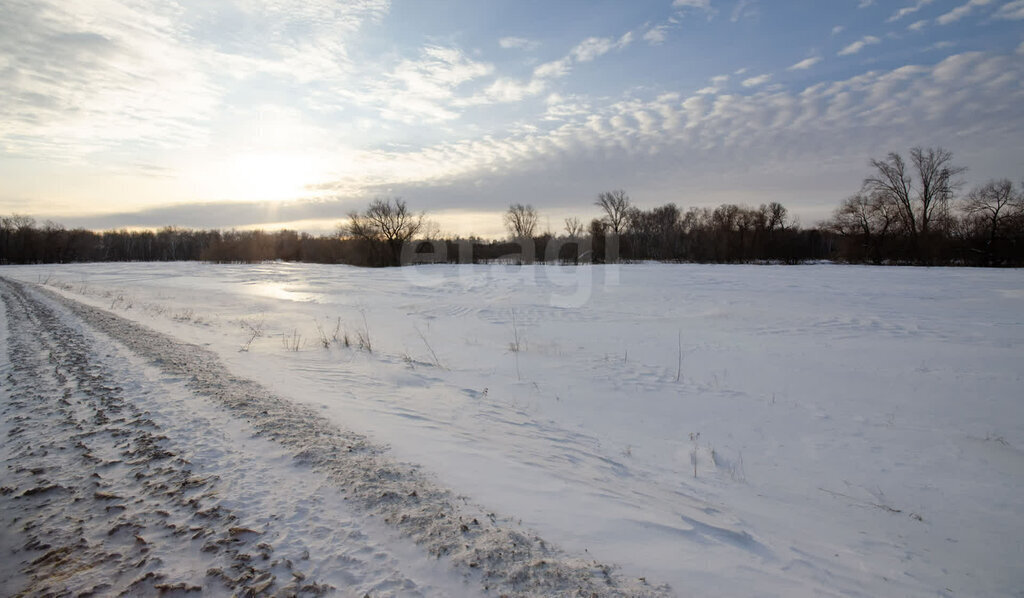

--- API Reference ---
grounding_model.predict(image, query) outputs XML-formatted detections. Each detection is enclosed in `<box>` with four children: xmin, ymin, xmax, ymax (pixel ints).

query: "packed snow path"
<box><xmin>0</xmin><ymin>278</ymin><xmax>668</xmax><ymax>597</ymax></box>
<box><xmin>0</xmin><ymin>279</ymin><xmax>331</xmax><ymax>595</ymax></box>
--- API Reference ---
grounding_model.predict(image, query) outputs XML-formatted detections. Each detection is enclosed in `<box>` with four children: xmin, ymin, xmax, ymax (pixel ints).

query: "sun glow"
<box><xmin>188</xmin><ymin>152</ymin><xmax>331</xmax><ymax>203</ymax></box>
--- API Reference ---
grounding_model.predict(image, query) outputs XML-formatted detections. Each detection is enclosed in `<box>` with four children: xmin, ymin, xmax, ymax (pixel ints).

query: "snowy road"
<box><xmin>0</xmin><ymin>278</ymin><xmax>664</xmax><ymax>597</ymax></box>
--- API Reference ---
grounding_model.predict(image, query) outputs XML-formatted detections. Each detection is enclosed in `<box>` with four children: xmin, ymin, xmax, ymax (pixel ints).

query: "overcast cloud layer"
<box><xmin>2</xmin><ymin>0</ymin><xmax>1023</xmax><ymax>236</ymax></box>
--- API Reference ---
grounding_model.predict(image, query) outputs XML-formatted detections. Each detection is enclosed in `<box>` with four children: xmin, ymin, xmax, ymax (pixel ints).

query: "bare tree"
<box><xmin>827</xmin><ymin>193</ymin><xmax>899</xmax><ymax>263</ymax></box>
<box><xmin>1</xmin><ymin>214</ymin><xmax>35</xmax><ymax>231</ymax></box>
<box><xmin>763</xmin><ymin>202</ymin><xmax>789</xmax><ymax>232</ymax></box>
<box><xmin>961</xmin><ymin>179</ymin><xmax>1022</xmax><ymax>262</ymax></box>
<box><xmin>563</xmin><ymin>217</ymin><xmax>584</xmax><ymax>238</ymax></box>
<box><xmin>1</xmin><ymin>214</ymin><xmax>37</xmax><ymax>264</ymax></box>
<box><xmin>910</xmin><ymin>146</ymin><xmax>965</xmax><ymax>237</ymax></box>
<box><xmin>829</xmin><ymin>194</ymin><xmax>897</xmax><ymax>237</ymax></box>
<box><xmin>863</xmin><ymin>152</ymin><xmax>914</xmax><ymax>235</ymax></box>
<box><xmin>345</xmin><ymin>198</ymin><xmax>424</xmax><ymax>266</ymax></box>
<box><xmin>863</xmin><ymin>147</ymin><xmax>965</xmax><ymax>258</ymax></box>
<box><xmin>595</xmin><ymin>190</ymin><xmax>631</xmax><ymax>236</ymax></box>
<box><xmin>627</xmin><ymin>203</ymin><xmax>682</xmax><ymax>260</ymax></box>
<box><xmin>504</xmin><ymin>203</ymin><xmax>538</xmax><ymax>239</ymax></box>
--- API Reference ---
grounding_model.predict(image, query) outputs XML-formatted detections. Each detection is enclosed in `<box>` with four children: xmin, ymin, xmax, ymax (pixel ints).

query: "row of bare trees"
<box><xmin>0</xmin><ymin>219</ymin><xmax>373</xmax><ymax>265</ymax></box>
<box><xmin>493</xmin><ymin>147</ymin><xmax>1021</xmax><ymax>266</ymax></box>
<box><xmin>0</xmin><ymin>201</ymin><xmax>428</xmax><ymax>266</ymax></box>
<box><xmin>497</xmin><ymin>192</ymin><xmax>825</xmax><ymax>264</ymax></box>
<box><xmin>2</xmin><ymin>145</ymin><xmax>1020</xmax><ymax>267</ymax></box>
<box><xmin>826</xmin><ymin>147</ymin><xmax>1023</xmax><ymax>265</ymax></box>
<box><xmin>0</xmin><ymin>218</ymin><xmax>223</xmax><ymax>264</ymax></box>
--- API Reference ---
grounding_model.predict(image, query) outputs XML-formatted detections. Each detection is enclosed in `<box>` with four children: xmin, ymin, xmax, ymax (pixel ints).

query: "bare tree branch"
<box><xmin>563</xmin><ymin>217</ymin><xmax>584</xmax><ymax>239</ymax></box>
<box><xmin>595</xmin><ymin>190</ymin><xmax>631</xmax><ymax>236</ymax></box>
<box><xmin>504</xmin><ymin>204</ymin><xmax>538</xmax><ymax>239</ymax></box>
<box><xmin>344</xmin><ymin>198</ymin><xmax>424</xmax><ymax>266</ymax></box>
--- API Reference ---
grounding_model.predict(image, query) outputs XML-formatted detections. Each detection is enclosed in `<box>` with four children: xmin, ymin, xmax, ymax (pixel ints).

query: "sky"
<box><xmin>1</xmin><ymin>0</ymin><xmax>1022</xmax><ymax>238</ymax></box>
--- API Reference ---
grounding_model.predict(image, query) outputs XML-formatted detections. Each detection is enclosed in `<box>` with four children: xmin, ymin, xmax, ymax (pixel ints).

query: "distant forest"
<box><xmin>3</xmin><ymin>147</ymin><xmax>1022</xmax><ymax>267</ymax></box>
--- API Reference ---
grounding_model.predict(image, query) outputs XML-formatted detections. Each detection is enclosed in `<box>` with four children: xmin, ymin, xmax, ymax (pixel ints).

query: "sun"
<box><xmin>229</xmin><ymin>153</ymin><xmax>326</xmax><ymax>202</ymax></box>
<box><xmin>188</xmin><ymin>152</ymin><xmax>328</xmax><ymax>203</ymax></box>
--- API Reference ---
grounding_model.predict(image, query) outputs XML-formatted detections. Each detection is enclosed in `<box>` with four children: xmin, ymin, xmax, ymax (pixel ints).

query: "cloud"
<box><xmin>908</xmin><ymin>19</ymin><xmax>929</xmax><ymax>31</ymax></box>
<box><xmin>543</xmin><ymin>94</ymin><xmax>594</xmax><ymax>122</ymax></box>
<box><xmin>838</xmin><ymin>35</ymin><xmax>881</xmax><ymax>56</ymax></box>
<box><xmin>323</xmin><ymin>52</ymin><xmax>1023</xmax><ymax>200</ymax></box>
<box><xmin>571</xmin><ymin>37</ymin><xmax>614</xmax><ymax>62</ymax></box>
<box><xmin>396</xmin><ymin>46</ymin><xmax>493</xmax><ymax>91</ymax></box>
<box><xmin>642</xmin><ymin>0</ymin><xmax>720</xmax><ymax>47</ymax></box>
<box><xmin>672</xmin><ymin>0</ymin><xmax>712</xmax><ymax>9</ymax></box>
<box><xmin>994</xmin><ymin>0</ymin><xmax>1024</xmax><ymax>19</ymax></box>
<box><xmin>477</xmin><ymin>29</ymin><xmax>632</xmax><ymax>107</ymax></box>
<box><xmin>57</xmin><ymin>198</ymin><xmax>361</xmax><ymax>232</ymax></box>
<box><xmin>570</xmin><ymin>33</ymin><xmax>632</xmax><ymax>62</ymax></box>
<box><xmin>832</xmin><ymin>25</ymin><xmax>845</xmax><ymax>35</ymax></box>
<box><xmin>369</xmin><ymin>45</ymin><xmax>494</xmax><ymax>122</ymax></box>
<box><xmin>499</xmin><ymin>36</ymin><xmax>541</xmax><ymax>51</ymax></box>
<box><xmin>482</xmin><ymin>29</ymin><xmax>634</xmax><ymax>103</ymax></box>
<box><xmin>1018</xmin><ymin>41</ymin><xmax>1024</xmax><ymax>54</ymax></box>
<box><xmin>741</xmin><ymin>73</ymin><xmax>772</xmax><ymax>87</ymax></box>
<box><xmin>39</xmin><ymin>48</ymin><xmax>1024</xmax><ymax>230</ymax></box>
<box><xmin>731</xmin><ymin>0</ymin><xmax>759</xmax><ymax>22</ymax></box>
<box><xmin>0</xmin><ymin>1</ymin><xmax>217</xmax><ymax>160</ymax></box>
<box><xmin>669</xmin><ymin>0</ymin><xmax>717</xmax><ymax>21</ymax></box>
<box><xmin>644</xmin><ymin>24</ymin><xmax>670</xmax><ymax>45</ymax></box>
<box><xmin>7</xmin><ymin>0</ymin><xmax>1024</xmax><ymax>232</ymax></box>
<box><xmin>696</xmin><ymin>74</ymin><xmax>730</xmax><ymax>94</ymax></box>
<box><xmin>534</xmin><ymin>59</ymin><xmax>573</xmax><ymax>79</ymax></box>
<box><xmin>454</xmin><ymin>63</ymin><xmax>562</xmax><ymax>108</ymax></box>
<box><xmin>787</xmin><ymin>57</ymin><xmax>822</xmax><ymax>71</ymax></box>
<box><xmin>476</xmin><ymin>78</ymin><xmax>546</xmax><ymax>103</ymax></box>
<box><xmin>887</xmin><ymin>0</ymin><xmax>936</xmax><ymax>22</ymax></box>
<box><xmin>0</xmin><ymin>0</ymin><xmax>391</xmax><ymax>161</ymax></box>
<box><xmin>937</xmin><ymin>0</ymin><xmax>995</xmax><ymax>25</ymax></box>
<box><xmin>858</xmin><ymin>0</ymin><xmax>875</xmax><ymax>7</ymax></box>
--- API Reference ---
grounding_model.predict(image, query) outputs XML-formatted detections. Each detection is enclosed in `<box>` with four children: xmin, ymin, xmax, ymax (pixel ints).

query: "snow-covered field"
<box><xmin>2</xmin><ymin>262</ymin><xmax>1023</xmax><ymax>596</ymax></box>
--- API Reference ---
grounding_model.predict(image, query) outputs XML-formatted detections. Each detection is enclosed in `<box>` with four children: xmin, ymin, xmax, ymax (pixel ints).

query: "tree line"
<box><xmin>492</xmin><ymin>146</ymin><xmax>1022</xmax><ymax>266</ymax></box>
<box><xmin>2</xmin><ymin>146</ymin><xmax>1021</xmax><ymax>267</ymax></box>
<box><xmin>0</xmin><ymin>221</ymin><xmax>370</xmax><ymax>266</ymax></box>
<box><xmin>0</xmin><ymin>202</ymin><xmax>831</xmax><ymax>266</ymax></box>
<box><xmin>826</xmin><ymin>148</ymin><xmax>1023</xmax><ymax>266</ymax></box>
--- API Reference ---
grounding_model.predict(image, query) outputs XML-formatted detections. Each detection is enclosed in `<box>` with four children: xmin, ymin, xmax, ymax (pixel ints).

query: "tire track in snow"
<box><xmin>0</xmin><ymin>278</ymin><xmax>334</xmax><ymax>596</ymax></box>
<box><xmin>1</xmin><ymin>279</ymin><xmax>671</xmax><ymax>597</ymax></box>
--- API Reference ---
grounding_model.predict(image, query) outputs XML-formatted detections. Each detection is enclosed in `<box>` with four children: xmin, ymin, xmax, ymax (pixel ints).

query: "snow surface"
<box><xmin>3</xmin><ymin>262</ymin><xmax>1023</xmax><ymax>596</ymax></box>
<box><xmin>1</xmin><ymin>279</ymin><xmax>485</xmax><ymax>596</ymax></box>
